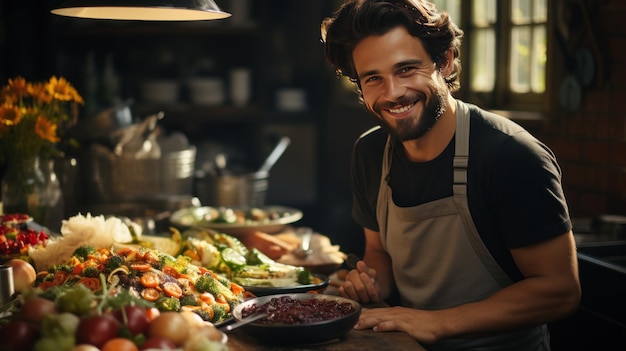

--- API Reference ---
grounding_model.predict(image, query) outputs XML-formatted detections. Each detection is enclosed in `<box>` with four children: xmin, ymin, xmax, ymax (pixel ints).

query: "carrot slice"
<box><xmin>230</xmin><ymin>282</ymin><xmax>245</xmax><ymax>295</ymax></box>
<box><xmin>141</xmin><ymin>287</ymin><xmax>160</xmax><ymax>302</ymax></box>
<box><xmin>131</xmin><ymin>261</ymin><xmax>152</xmax><ymax>272</ymax></box>
<box><xmin>163</xmin><ymin>282</ymin><xmax>183</xmax><ymax>298</ymax></box>
<box><xmin>140</xmin><ymin>271</ymin><xmax>160</xmax><ymax>288</ymax></box>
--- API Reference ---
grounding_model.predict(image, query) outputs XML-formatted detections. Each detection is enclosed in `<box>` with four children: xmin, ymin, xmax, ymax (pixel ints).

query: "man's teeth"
<box><xmin>388</xmin><ymin>103</ymin><xmax>414</xmax><ymax>113</ymax></box>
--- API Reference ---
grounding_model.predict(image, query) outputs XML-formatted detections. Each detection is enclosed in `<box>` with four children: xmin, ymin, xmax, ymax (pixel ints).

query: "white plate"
<box><xmin>169</xmin><ymin>206</ymin><xmax>303</xmax><ymax>235</ymax></box>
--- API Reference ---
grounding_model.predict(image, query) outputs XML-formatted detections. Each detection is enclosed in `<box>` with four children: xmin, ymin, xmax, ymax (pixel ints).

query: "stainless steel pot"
<box><xmin>195</xmin><ymin>171</ymin><xmax>268</xmax><ymax>207</ymax></box>
<box><xmin>193</xmin><ymin>136</ymin><xmax>290</xmax><ymax>207</ymax></box>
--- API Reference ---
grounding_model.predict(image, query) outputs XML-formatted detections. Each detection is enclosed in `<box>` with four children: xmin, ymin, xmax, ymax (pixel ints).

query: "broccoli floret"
<box><xmin>82</xmin><ymin>266</ymin><xmax>100</xmax><ymax>278</ymax></box>
<box><xmin>296</xmin><ymin>267</ymin><xmax>313</xmax><ymax>285</ymax></box>
<box><xmin>104</xmin><ymin>255</ymin><xmax>125</xmax><ymax>271</ymax></box>
<box><xmin>194</xmin><ymin>274</ymin><xmax>220</xmax><ymax>295</ymax></box>
<box><xmin>211</xmin><ymin>304</ymin><xmax>228</xmax><ymax>323</ymax></box>
<box><xmin>194</xmin><ymin>273</ymin><xmax>237</xmax><ymax>304</ymax></box>
<box><xmin>155</xmin><ymin>296</ymin><xmax>181</xmax><ymax>312</ymax></box>
<box><xmin>72</xmin><ymin>245</ymin><xmax>96</xmax><ymax>261</ymax></box>
<box><xmin>192</xmin><ymin>309</ymin><xmax>213</xmax><ymax>322</ymax></box>
<box><xmin>216</xmin><ymin>275</ymin><xmax>232</xmax><ymax>288</ymax></box>
<box><xmin>158</xmin><ymin>253</ymin><xmax>176</xmax><ymax>270</ymax></box>
<box><xmin>49</xmin><ymin>264</ymin><xmax>74</xmax><ymax>274</ymax></box>
<box><xmin>180</xmin><ymin>294</ymin><xmax>199</xmax><ymax>307</ymax></box>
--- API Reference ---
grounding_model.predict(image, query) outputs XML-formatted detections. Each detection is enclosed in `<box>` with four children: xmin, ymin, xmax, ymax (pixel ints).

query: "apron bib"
<box><xmin>375</xmin><ymin>100</ymin><xmax>550</xmax><ymax>350</ymax></box>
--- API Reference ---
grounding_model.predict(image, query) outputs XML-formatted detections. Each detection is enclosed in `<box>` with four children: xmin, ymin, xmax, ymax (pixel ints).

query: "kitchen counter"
<box><xmin>226</xmin><ymin>322</ymin><xmax>425</xmax><ymax>351</ymax></box>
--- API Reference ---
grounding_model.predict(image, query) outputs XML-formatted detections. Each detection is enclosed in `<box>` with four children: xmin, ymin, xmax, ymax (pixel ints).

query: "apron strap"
<box><xmin>453</xmin><ymin>100</ymin><xmax>470</xmax><ymax>195</ymax></box>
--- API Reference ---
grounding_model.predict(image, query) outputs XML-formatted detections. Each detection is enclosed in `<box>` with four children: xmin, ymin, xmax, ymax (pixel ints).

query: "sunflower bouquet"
<box><xmin>0</xmin><ymin>76</ymin><xmax>83</xmax><ymax>164</ymax></box>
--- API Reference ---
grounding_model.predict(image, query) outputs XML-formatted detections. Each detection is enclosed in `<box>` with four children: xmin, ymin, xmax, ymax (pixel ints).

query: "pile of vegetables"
<box><xmin>33</xmin><ymin>245</ymin><xmax>244</xmax><ymax>325</ymax></box>
<box><xmin>177</xmin><ymin>228</ymin><xmax>318</xmax><ymax>288</ymax></box>
<box><xmin>0</xmin><ymin>277</ymin><xmax>228</xmax><ymax>351</ymax></box>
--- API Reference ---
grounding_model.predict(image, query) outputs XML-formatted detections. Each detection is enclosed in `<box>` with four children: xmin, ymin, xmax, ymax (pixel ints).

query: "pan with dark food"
<box><xmin>231</xmin><ymin>293</ymin><xmax>361</xmax><ymax>345</ymax></box>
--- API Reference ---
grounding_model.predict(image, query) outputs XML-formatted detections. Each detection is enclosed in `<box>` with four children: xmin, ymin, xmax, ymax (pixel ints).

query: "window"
<box><xmin>433</xmin><ymin>0</ymin><xmax>550</xmax><ymax>115</ymax></box>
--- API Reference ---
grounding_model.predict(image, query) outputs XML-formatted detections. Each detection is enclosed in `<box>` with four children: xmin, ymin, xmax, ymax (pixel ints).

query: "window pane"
<box><xmin>510</xmin><ymin>27</ymin><xmax>531</xmax><ymax>93</ymax></box>
<box><xmin>432</xmin><ymin>0</ymin><xmax>461</xmax><ymax>25</ymax></box>
<box><xmin>472</xmin><ymin>0</ymin><xmax>496</xmax><ymax>27</ymax></box>
<box><xmin>532</xmin><ymin>25</ymin><xmax>546</xmax><ymax>92</ymax></box>
<box><xmin>512</xmin><ymin>0</ymin><xmax>531</xmax><ymax>24</ymax></box>
<box><xmin>471</xmin><ymin>28</ymin><xmax>495</xmax><ymax>92</ymax></box>
<box><xmin>533</xmin><ymin>0</ymin><xmax>547</xmax><ymax>21</ymax></box>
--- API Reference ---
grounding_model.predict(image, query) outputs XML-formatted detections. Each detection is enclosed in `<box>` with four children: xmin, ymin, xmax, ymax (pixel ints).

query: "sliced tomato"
<box><xmin>163</xmin><ymin>282</ymin><xmax>182</xmax><ymax>298</ymax></box>
<box><xmin>140</xmin><ymin>272</ymin><xmax>160</xmax><ymax>288</ymax></box>
<box><xmin>161</xmin><ymin>266</ymin><xmax>179</xmax><ymax>278</ymax></box>
<box><xmin>77</xmin><ymin>277</ymin><xmax>101</xmax><ymax>292</ymax></box>
<box><xmin>131</xmin><ymin>261</ymin><xmax>152</xmax><ymax>272</ymax></box>
<box><xmin>52</xmin><ymin>271</ymin><xmax>70</xmax><ymax>286</ymax></box>
<box><xmin>141</xmin><ymin>288</ymin><xmax>160</xmax><ymax>302</ymax></box>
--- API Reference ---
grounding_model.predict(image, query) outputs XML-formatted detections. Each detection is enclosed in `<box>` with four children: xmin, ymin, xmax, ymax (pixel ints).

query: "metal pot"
<box><xmin>195</xmin><ymin>171</ymin><xmax>268</xmax><ymax>207</ymax></box>
<box><xmin>193</xmin><ymin>136</ymin><xmax>290</xmax><ymax>207</ymax></box>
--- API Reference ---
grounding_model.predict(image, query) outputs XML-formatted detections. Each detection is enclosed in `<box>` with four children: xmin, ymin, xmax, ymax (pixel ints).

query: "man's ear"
<box><xmin>440</xmin><ymin>48</ymin><xmax>455</xmax><ymax>77</ymax></box>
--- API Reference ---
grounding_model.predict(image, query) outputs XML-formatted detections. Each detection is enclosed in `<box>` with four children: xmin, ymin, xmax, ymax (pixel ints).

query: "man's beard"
<box><xmin>371</xmin><ymin>86</ymin><xmax>447</xmax><ymax>142</ymax></box>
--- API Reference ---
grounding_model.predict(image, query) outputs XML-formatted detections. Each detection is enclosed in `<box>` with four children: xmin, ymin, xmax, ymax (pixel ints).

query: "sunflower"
<box><xmin>0</xmin><ymin>76</ymin><xmax>83</xmax><ymax>163</ymax></box>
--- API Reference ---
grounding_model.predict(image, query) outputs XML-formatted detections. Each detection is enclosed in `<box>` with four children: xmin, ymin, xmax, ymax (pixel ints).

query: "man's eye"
<box><xmin>363</xmin><ymin>76</ymin><xmax>380</xmax><ymax>84</ymax></box>
<box><xmin>398</xmin><ymin>67</ymin><xmax>416</xmax><ymax>75</ymax></box>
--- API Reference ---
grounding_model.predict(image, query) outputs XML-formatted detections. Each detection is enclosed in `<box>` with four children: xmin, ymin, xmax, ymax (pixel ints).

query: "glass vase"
<box><xmin>1</xmin><ymin>156</ymin><xmax>63</xmax><ymax>232</ymax></box>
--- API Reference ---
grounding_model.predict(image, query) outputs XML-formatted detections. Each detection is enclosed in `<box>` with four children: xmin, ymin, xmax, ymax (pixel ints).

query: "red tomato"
<box><xmin>0</xmin><ymin>320</ymin><xmax>38</xmax><ymax>351</ymax></box>
<box><xmin>113</xmin><ymin>305</ymin><xmax>150</xmax><ymax>336</ymax></box>
<box><xmin>75</xmin><ymin>314</ymin><xmax>120</xmax><ymax>348</ymax></box>
<box><xmin>140</xmin><ymin>336</ymin><xmax>177</xmax><ymax>350</ymax></box>
<box><xmin>16</xmin><ymin>296</ymin><xmax>57</xmax><ymax>324</ymax></box>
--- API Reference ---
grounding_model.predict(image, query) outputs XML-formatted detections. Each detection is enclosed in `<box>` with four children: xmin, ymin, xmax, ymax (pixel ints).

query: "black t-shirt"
<box><xmin>351</xmin><ymin>102</ymin><xmax>572</xmax><ymax>281</ymax></box>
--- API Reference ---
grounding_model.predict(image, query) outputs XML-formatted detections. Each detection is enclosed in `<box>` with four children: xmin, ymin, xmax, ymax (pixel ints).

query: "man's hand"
<box><xmin>338</xmin><ymin>259</ymin><xmax>381</xmax><ymax>303</ymax></box>
<box><xmin>354</xmin><ymin>306</ymin><xmax>440</xmax><ymax>345</ymax></box>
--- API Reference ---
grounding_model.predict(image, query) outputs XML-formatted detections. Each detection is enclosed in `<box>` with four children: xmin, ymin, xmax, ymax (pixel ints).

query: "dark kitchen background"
<box><xmin>2</xmin><ymin>0</ymin><xmax>626</xmax><ymax>349</ymax></box>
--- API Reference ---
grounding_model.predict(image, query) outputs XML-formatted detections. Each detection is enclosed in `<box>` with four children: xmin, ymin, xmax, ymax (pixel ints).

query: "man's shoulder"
<box><xmin>355</xmin><ymin>125</ymin><xmax>387</xmax><ymax>151</ymax></box>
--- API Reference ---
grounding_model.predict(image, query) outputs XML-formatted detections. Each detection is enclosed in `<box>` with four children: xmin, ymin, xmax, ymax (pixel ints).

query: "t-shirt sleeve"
<box><xmin>351</xmin><ymin>133</ymin><xmax>383</xmax><ymax>232</ymax></box>
<box><xmin>490</xmin><ymin>131</ymin><xmax>572</xmax><ymax>248</ymax></box>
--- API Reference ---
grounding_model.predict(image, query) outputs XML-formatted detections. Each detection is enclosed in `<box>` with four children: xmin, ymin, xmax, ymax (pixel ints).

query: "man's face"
<box><xmin>352</xmin><ymin>26</ymin><xmax>448</xmax><ymax>141</ymax></box>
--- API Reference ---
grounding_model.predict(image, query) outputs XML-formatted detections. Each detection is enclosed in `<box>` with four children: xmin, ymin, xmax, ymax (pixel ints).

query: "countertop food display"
<box><xmin>0</xmin><ymin>212</ymin><xmax>425</xmax><ymax>351</ymax></box>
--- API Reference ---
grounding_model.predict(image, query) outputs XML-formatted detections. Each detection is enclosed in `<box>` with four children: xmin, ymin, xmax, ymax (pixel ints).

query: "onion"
<box><xmin>6</xmin><ymin>259</ymin><xmax>36</xmax><ymax>293</ymax></box>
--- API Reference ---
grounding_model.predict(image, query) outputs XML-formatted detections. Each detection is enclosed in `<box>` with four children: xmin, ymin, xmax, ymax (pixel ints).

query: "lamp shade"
<box><xmin>51</xmin><ymin>0</ymin><xmax>231</xmax><ymax>21</ymax></box>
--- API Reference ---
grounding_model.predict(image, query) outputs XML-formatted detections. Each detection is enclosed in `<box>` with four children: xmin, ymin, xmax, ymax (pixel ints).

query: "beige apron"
<box><xmin>375</xmin><ymin>100</ymin><xmax>550</xmax><ymax>350</ymax></box>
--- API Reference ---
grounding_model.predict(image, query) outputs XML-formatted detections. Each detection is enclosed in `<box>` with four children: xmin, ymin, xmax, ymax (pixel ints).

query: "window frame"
<box><xmin>455</xmin><ymin>1</ymin><xmax>557</xmax><ymax>119</ymax></box>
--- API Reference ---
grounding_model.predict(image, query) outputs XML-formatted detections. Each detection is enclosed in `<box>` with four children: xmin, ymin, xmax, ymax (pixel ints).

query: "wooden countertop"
<box><xmin>226</xmin><ymin>327</ymin><xmax>426</xmax><ymax>351</ymax></box>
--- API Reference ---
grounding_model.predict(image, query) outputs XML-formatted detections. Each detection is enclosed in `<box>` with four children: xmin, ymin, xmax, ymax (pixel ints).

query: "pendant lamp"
<box><xmin>50</xmin><ymin>0</ymin><xmax>231</xmax><ymax>21</ymax></box>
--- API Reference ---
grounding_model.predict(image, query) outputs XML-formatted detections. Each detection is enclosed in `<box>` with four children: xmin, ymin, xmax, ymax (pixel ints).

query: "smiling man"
<box><xmin>321</xmin><ymin>1</ymin><xmax>581</xmax><ymax>350</ymax></box>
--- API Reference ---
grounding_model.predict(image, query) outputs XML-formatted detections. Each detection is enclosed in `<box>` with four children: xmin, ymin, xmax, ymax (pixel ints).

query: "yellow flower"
<box><xmin>35</xmin><ymin>115</ymin><xmax>60</xmax><ymax>143</ymax></box>
<box><xmin>46</xmin><ymin>76</ymin><xmax>84</xmax><ymax>104</ymax></box>
<box><xmin>0</xmin><ymin>76</ymin><xmax>83</xmax><ymax>163</ymax></box>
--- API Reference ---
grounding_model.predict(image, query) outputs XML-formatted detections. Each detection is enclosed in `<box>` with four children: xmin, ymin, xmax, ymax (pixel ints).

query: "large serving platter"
<box><xmin>240</xmin><ymin>273</ymin><xmax>329</xmax><ymax>297</ymax></box>
<box><xmin>169</xmin><ymin>205</ymin><xmax>303</xmax><ymax>235</ymax></box>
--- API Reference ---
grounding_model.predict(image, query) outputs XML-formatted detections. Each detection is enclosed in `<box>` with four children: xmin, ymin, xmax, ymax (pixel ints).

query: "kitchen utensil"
<box><xmin>293</xmin><ymin>227</ymin><xmax>313</xmax><ymax>259</ymax></box>
<box><xmin>220</xmin><ymin>313</ymin><xmax>268</xmax><ymax>332</ymax></box>
<box><xmin>230</xmin><ymin>293</ymin><xmax>361</xmax><ymax>345</ymax></box>
<box><xmin>258</xmin><ymin>136</ymin><xmax>290</xmax><ymax>175</ymax></box>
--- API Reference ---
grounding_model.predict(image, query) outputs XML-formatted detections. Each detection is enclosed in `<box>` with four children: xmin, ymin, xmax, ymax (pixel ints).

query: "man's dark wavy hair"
<box><xmin>321</xmin><ymin>0</ymin><xmax>464</xmax><ymax>93</ymax></box>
